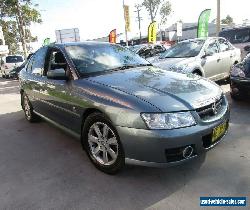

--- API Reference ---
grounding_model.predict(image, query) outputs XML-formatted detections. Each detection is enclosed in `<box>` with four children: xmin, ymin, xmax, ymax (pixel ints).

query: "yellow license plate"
<box><xmin>212</xmin><ymin>122</ymin><xmax>227</xmax><ymax>143</ymax></box>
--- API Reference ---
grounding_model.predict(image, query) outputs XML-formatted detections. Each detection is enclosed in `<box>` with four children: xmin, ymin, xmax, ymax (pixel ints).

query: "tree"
<box><xmin>142</xmin><ymin>0</ymin><xmax>171</xmax><ymax>24</ymax></box>
<box><xmin>0</xmin><ymin>0</ymin><xmax>42</xmax><ymax>57</ymax></box>
<box><xmin>221</xmin><ymin>15</ymin><xmax>234</xmax><ymax>25</ymax></box>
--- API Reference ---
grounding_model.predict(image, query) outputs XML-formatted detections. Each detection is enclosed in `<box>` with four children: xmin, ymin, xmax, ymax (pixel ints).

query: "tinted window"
<box><xmin>26</xmin><ymin>56</ymin><xmax>35</xmax><ymax>72</ymax></box>
<box><xmin>31</xmin><ymin>47</ymin><xmax>47</xmax><ymax>75</ymax></box>
<box><xmin>218</xmin><ymin>39</ymin><xmax>230</xmax><ymax>52</ymax></box>
<box><xmin>160</xmin><ymin>40</ymin><xmax>205</xmax><ymax>58</ymax></box>
<box><xmin>243</xmin><ymin>56</ymin><xmax>250</xmax><ymax>75</ymax></box>
<box><xmin>6</xmin><ymin>56</ymin><xmax>23</xmax><ymax>63</ymax></box>
<box><xmin>220</xmin><ymin>28</ymin><xmax>250</xmax><ymax>44</ymax></box>
<box><xmin>65</xmin><ymin>43</ymin><xmax>149</xmax><ymax>76</ymax></box>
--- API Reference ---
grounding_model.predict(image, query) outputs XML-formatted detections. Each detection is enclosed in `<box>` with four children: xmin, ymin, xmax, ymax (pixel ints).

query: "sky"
<box><xmin>31</xmin><ymin>0</ymin><xmax>250</xmax><ymax>46</ymax></box>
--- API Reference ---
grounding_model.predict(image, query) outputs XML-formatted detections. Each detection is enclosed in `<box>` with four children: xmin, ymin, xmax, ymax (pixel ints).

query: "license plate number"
<box><xmin>212</xmin><ymin>122</ymin><xmax>227</xmax><ymax>143</ymax></box>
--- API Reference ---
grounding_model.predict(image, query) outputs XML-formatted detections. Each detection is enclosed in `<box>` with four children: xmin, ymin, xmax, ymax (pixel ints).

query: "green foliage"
<box><xmin>160</xmin><ymin>1</ymin><xmax>171</xmax><ymax>24</ymax></box>
<box><xmin>0</xmin><ymin>20</ymin><xmax>21</xmax><ymax>54</ymax></box>
<box><xmin>221</xmin><ymin>15</ymin><xmax>234</xmax><ymax>25</ymax></box>
<box><xmin>142</xmin><ymin>0</ymin><xmax>171</xmax><ymax>24</ymax></box>
<box><xmin>0</xmin><ymin>0</ymin><xmax>42</xmax><ymax>55</ymax></box>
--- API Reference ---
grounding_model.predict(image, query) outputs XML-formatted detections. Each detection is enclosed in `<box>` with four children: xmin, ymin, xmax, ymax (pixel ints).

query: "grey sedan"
<box><xmin>19</xmin><ymin>42</ymin><xmax>230</xmax><ymax>174</ymax></box>
<box><xmin>151</xmin><ymin>37</ymin><xmax>241</xmax><ymax>81</ymax></box>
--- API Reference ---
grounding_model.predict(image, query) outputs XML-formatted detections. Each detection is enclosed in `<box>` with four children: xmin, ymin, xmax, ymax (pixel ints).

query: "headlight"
<box><xmin>230</xmin><ymin>66</ymin><xmax>245</xmax><ymax>77</ymax></box>
<box><xmin>141</xmin><ymin>112</ymin><xmax>196</xmax><ymax>130</ymax></box>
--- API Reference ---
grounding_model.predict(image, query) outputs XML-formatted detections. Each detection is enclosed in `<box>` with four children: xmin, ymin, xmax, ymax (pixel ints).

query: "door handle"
<box><xmin>217</xmin><ymin>58</ymin><xmax>221</xmax><ymax>62</ymax></box>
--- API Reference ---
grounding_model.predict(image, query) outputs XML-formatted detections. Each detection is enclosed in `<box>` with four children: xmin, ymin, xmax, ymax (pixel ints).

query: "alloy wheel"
<box><xmin>88</xmin><ymin>122</ymin><xmax>119</xmax><ymax>166</ymax></box>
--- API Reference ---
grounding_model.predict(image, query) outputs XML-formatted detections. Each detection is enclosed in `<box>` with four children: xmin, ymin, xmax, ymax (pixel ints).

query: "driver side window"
<box><xmin>206</xmin><ymin>41</ymin><xmax>219</xmax><ymax>55</ymax></box>
<box><xmin>44</xmin><ymin>49</ymin><xmax>68</xmax><ymax>77</ymax></box>
<box><xmin>219</xmin><ymin>39</ymin><xmax>230</xmax><ymax>52</ymax></box>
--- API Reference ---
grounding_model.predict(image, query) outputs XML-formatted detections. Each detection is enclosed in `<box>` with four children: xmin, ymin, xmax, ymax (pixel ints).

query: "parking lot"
<box><xmin>0</xmin><ymin>78</ymin><xmax>249</xmax><ymax>210</ymax></box>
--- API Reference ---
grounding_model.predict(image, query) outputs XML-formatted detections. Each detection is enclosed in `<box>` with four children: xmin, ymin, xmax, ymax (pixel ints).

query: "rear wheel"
<box><xmin>21</xmin><ymin>93</ymin><xmax>40</xmax><ymax>122</ymax></box>
<box><xmin>82</xmin><ymin>112</ymin><xmax>125</xmax><ymax>174</ymax></box>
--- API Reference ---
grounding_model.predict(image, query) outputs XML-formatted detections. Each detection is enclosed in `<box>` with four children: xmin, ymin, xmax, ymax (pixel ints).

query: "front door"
<box><xmin>40</xmin><ymin>48</ymin><xmax>81</xmax><ymax>133</ymax></box>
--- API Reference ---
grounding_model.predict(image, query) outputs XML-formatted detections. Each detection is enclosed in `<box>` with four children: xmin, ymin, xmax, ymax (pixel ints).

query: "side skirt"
<box><xmin>33</xmin><ymin>110</ymin><xmax>81</xmax><ymax>140</ymax></box>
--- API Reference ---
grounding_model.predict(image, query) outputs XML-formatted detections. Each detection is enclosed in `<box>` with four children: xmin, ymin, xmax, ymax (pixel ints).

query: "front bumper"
<box><xmin>116</xmin><ymin>108</ymin><xmax>230</xmax><ymax>167</ymax></box>
<box><xmin>230</xmin><ymin>77</ymin><xmax>250</xmax><ymax>97</ymax></box>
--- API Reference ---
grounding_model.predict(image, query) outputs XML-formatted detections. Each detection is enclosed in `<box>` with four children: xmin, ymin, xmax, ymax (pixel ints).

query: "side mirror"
<box><xmin>47</xmin><ymin>68</ymin><xmax>68</xmax><ymax>80</ymax></box>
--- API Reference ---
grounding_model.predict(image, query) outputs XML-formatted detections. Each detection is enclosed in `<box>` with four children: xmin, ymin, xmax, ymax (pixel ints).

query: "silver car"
<box><xmin>152</xmin><ymin>37</ymin><xmax>241</xmax><ymax>81</ymax></box>
<box><xmin>1</xmin><ymin>55</ymin><xmax>24</xmax><ymax>78</ymax></box>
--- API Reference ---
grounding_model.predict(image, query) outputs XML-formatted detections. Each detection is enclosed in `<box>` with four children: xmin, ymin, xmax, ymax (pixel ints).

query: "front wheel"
<box><xmin>82</xmin><ymin>112</ymin><xmax>125</xmax><ymax>174</ymax></box>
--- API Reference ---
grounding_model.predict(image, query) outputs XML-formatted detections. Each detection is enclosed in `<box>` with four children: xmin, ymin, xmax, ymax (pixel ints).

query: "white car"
<box><xmin>1</xmin><ymin>55</ymin><xmax>24</xmax><ymax>78</ymax></box>
<box><xmin>151</xmin><ymin>37</ymin><xmax>241</xmax><ymax>81</ymax></box>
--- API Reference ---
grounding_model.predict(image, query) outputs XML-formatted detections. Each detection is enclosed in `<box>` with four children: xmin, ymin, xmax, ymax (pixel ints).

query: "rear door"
<box><xmin>218</xmin><ymin>38</ymin><xmax>233</xmax><ymax>78</ymax></box>
<box><xmin>25</xmin><ymin>47</ymin><xmax>48</xmax><ymax>113</ymax></box>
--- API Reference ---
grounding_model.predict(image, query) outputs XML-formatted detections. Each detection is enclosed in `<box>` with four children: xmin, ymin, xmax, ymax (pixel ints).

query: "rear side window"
<box><xmin>6</xmin><ymin>56</ymin><xmax>23</xmax><ymax>63</ymax></box>
<box><xmin>31</xmin><ymin>47</ymin><xmax>48</xmax><ymax>75</ymax></box>
<box><xmin>26</xmin><ymin>56</ymin><xmax>35</xmax><ymax>72</ymax></box>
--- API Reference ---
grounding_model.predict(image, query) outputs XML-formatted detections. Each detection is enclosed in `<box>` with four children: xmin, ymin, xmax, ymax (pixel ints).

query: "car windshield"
<box><xmin>65</xmin><ymin>43</ymin><xmax>150</xmax><ymax>76</ymax></box>
<box><xmin>160</xmin><ymin>40</ymin><xmax>205</xmax><ymax>58</ymax></box>
<box><xmin>219</xmin><ymin>28</ymin><xmax>250</xmax><ymax>44</ymax></box>
<box><xmin>6</xmin><ymin>56</ymin><xmax>23</xmax><ymax>63</ymax></box>
<box><xmin>129</xmin><ymin>45</ymin><xmax>146</xmax><ymax>53</ymax></box>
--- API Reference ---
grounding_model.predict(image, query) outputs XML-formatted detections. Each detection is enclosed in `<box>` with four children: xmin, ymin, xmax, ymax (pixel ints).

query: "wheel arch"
<box><xmin>192</xmin><ymin>68</ymin><xmax>203</xmax><ymax>76</ymax></box>
<box><xmin>80</xmin><ymin>108</ymin><xmax>106</xmax><ymax>137</ymax></box>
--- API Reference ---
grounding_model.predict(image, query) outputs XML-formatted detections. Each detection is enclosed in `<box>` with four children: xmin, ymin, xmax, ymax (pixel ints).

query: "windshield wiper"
<box><xmin>109</xmin><ymin>64</ymin><xmax>152</xmax><ymax>71</ymax></box>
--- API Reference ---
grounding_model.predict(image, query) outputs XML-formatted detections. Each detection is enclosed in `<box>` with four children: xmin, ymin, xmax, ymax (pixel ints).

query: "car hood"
<box><xmin>152</xmin><ymin>57</ymin><xmax>197</xmax><ymax>70</ymax></box>
<box><xmin>87</xmin><ymin>66</ymin><xmax>222</xmax><ymax>112</ymax></box>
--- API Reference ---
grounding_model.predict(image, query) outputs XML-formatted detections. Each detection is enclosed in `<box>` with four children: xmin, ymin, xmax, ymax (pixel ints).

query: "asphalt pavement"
<box><xmin>0</xmin><ymin>78</ymin><xmax>249</xmax><ymax>210</ymax></box>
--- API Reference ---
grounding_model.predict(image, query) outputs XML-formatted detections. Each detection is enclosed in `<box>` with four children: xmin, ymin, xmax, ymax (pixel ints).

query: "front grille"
<box><xmin>196</xmin><ymin>97</ymin><xmax>223</xmax><ymax>121</ymax></box>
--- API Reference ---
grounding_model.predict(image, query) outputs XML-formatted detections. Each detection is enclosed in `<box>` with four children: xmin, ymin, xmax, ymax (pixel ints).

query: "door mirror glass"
<box><xmin>47</xmin><ymin>68</ymin><xmax>67</xmax><ymax>80</ymax></box>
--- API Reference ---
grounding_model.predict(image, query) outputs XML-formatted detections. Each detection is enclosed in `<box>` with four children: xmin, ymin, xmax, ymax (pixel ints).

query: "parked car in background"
<box><xmin>1</xmin><ymin>55</ymin><xmax>24</xmax><ymax>78</ymax></box>
<box><xmin>129</xmin><ymin>44</ymin><xmax>166</xmax><ymax>60</ymax></box>
<box><xmin>230</xmin><ymin>54</ymin><xmax>250</xmax><ymax>100</ymax></box>
<box><xmin>9</xmin><ymin>63</ymin><xmax>25</xmax><ymax>79</ymax></box>
<box><xmin>9</xmin><ymin>53</ymin><xmax>34</xmax><ymax>79</ymax></box>
<box><xmin>219</xmin><ymin>26</ymin><xmax>250</xmax><ymax>59</ymax></box>
<box><xmin>151</xmin><ymin>37</ymin><xmax>241</xmax><ymax>82</ymax></box>
<box><xmin>19</xmin><ymin>42</ymin><xmax>229</xmax><ymax>174</ymax></box>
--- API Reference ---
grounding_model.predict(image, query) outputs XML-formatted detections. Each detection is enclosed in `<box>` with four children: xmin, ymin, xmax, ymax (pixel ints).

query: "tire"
<box><xmin>21</xmin><ymin>93</ymin><xmax>40</xmax><ymax>122</ymax></box>
<box><xmin>230</xmin><ymin>92</ymin><xmax>243</xmax><ymax>101</ymax></box>
<box><xmin>82</xmin><ymin>112</ymin><xmax>125</xmax><ymax>174</ymax></box>
<box><xmin>2</xmin><ymin>74</ymin><xmax>5</xmax><ymax>78</ymax></box>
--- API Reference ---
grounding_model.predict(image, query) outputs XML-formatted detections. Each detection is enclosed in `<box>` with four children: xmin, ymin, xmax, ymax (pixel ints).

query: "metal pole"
<box><xmin>216</xmin><ymin>0</ymin><xmax>221</xmax><ymax>36</ymax></box>
<box><xmin>123</xmin><ymin>0</ymin><xmax>128</xmax><ymax>46</ymax></box>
